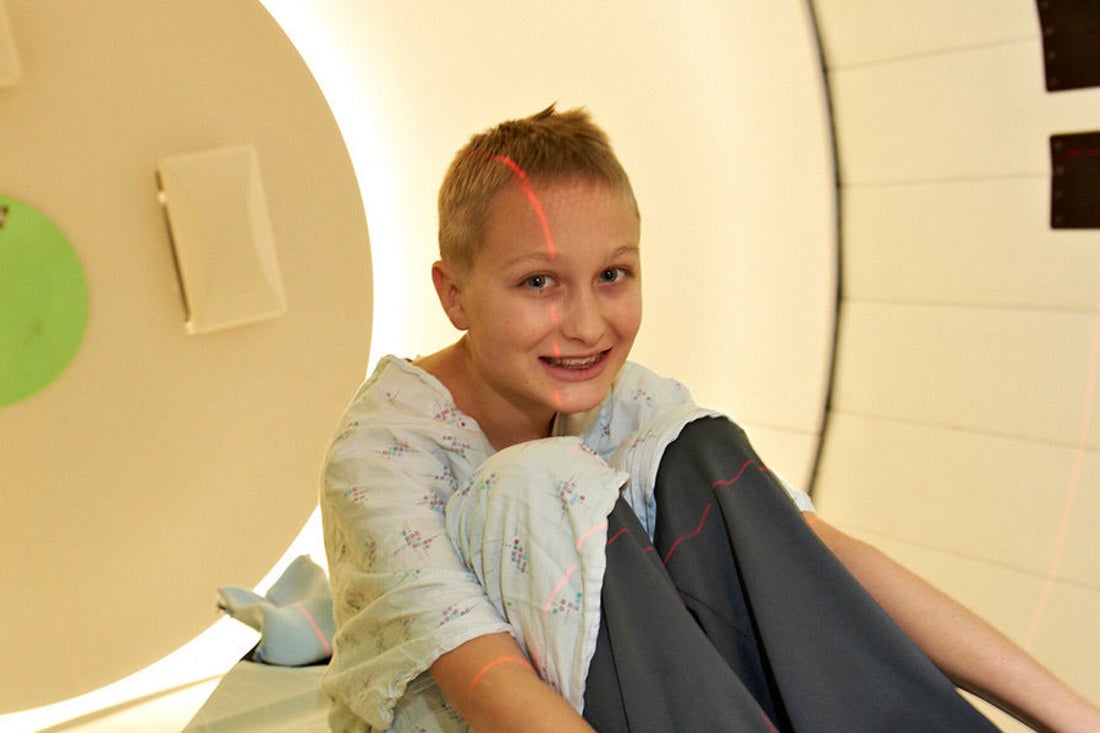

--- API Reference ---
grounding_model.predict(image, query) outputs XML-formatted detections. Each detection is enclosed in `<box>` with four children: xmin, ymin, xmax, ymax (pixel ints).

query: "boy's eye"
<box><xmin>523</xmin><ymin>274</ymin><xmax>550</xmax><ymax>289</ymax></box>
<box><xmin>599</xmin><ymin>267</ymin><xmax>627</xmax><ymax>283</ymax></box>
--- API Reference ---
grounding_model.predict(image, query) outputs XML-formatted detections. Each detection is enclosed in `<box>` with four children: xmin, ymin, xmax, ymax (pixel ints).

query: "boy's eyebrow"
<box><xmin>502</xmin><ymin>245</ymin><xmax>641</xmax><ymax>269</ymax></box>
<box><xmin>607</xmin><ymin>245</ymin><xmax>641</xmax><ymax>259</ymax></box>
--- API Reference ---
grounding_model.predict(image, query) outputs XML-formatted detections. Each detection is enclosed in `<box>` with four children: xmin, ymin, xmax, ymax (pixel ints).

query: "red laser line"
<box><xmin>1024</xmin><ymin>243</ymin><xmax>1100</xmax><ymax>649</ymax></box>
<box><xmin>549</xmin><ymin>306</ymin><xmax>562</xmax><ymax>355</ymax></box>
<box><xmin>542</xmin><ymin>563</ymin><xmax>578</xmax><ymax>614</ymax></box>
<box><xmin>606</xmin><ymin>527</ymin><xmax>628</xmax><ymax>546</ymax></box>
<box><xmin>467</xmin><ymin>655</ymin><xmax>534</xmax><ymax>696</ymax></box>
<box><xmin>295</xmin><ymin>601</ymin><xmax>332</xmax><ymax>657</ymax></box>
<box><xmin>756</xmin><ymin>706</ymin><xmax>780</xmax><ymax>733</ymax></box>
<box><xmin>662</xmin><ymin>502</ymin><xmax>713</xmax><ymax>565</ymax></box>
<box><xmin>489</xmin><ymin>154</ymin><xmax>557</xmax><ymax>260</ymax></box>
<box><xmin>710</xmin><ymin>460</ymin><xmax>756</xmax><ymax>489</ymax></box>
<box><xmin>575</xmin><ymin>520</ymin><xmax>609</xmax><ymax>550</ymax></box>
<box><xmin>484</xmin><ymin>153</ymin><xmax>565</xmax><ymax>409</ymax></box>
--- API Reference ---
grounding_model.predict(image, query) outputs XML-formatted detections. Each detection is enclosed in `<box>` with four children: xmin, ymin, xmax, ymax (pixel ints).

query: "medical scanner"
<box><xmin>0</xmin><ymin>1</ymin><xmax>1096</xmax><ymax>730</ymax></box>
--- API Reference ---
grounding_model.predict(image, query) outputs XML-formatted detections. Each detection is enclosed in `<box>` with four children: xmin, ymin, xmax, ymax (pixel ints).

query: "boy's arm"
<box><xmin>430</xmin><ymin>632</ymin><xmax>597</xmax><ymax>733</ymax></box>
<box><xmin>809</xmin><ymin>515</ymin><xmax>1100</xmax><ymax>733</ymax></box>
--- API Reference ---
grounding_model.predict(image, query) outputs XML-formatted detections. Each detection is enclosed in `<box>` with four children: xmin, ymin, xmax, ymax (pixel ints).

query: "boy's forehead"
<box><xmin>466</xmin><ymin>178</ymin><xmax>640</xmax><ymax>273</ymax></box>
<box><xmin>486</xmin><ymin>176</ymin><xmax>637</xmax><ymax>222</ymax></box>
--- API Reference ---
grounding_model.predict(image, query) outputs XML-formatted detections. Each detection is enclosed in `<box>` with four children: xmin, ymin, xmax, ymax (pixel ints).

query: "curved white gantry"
<box><xmin>0</xmin><ymin>1</ymin><xmax>1095</xmax><ymax>731</ymax></box>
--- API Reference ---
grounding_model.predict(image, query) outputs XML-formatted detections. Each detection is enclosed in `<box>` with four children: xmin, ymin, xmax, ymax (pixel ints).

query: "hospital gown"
<box><xmin>320</xmin><ymin>356</ymin><xmax>812</xmax><ymax>732</ymax></box>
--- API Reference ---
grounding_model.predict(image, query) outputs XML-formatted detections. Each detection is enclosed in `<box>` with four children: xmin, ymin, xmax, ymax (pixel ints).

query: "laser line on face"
<box><xmin>486</xmin><ymin>153</ymin><xmax>565</xmax><ymax>409</ymax></box>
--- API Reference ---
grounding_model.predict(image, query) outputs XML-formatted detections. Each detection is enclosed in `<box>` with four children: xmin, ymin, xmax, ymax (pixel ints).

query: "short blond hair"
<box><xmin>438</xmin><ymin>105</ymin><xmax>637</xmax><ymax>273</ymax></box>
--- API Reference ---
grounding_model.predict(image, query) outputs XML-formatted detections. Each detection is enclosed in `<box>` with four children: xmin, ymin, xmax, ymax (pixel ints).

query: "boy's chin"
<box><xmin>551</xmin><ymin>384</ymin><xmax>613</xmax><ymax>416</ymax></box>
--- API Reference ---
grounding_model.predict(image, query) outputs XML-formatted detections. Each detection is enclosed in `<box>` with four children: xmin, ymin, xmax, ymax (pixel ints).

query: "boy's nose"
<box><xmin>558</xmin><ymin>290</ymin><xmax>605</xmax><ymax>344</ymax></box>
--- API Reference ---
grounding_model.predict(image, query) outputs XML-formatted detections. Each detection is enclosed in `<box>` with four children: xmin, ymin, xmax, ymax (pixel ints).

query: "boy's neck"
<box><xmin>415</xmin><ymin>340</ymin><xmax>555</xmax><ymax>450</ymax></box>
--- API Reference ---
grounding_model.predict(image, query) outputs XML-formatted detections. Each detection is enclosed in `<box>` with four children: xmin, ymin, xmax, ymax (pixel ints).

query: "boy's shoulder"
<box><xmin>349</xmin><ymin>355</ymin><xmax>457</xmax><ymax>420</ymax></box>
<box><xmin>611</xmin><ymin>361</ymin><xmax>696</xmax><ymax>411</ymax></box>
<box><xmin>329</xmin><ymin>355</ymin><xmax>492</xmax><ymax>463</ymax></box>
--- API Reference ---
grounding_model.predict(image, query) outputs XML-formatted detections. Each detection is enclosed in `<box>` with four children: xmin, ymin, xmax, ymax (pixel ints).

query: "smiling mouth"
<box><xmin>541</xmin><ymin>350</ymin><xmax>608</xmax><ymax>370</ymax></box>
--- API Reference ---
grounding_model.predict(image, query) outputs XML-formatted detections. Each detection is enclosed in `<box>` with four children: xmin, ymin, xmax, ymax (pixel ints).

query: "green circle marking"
<box><xmin>0</xmin><ymin>196</ymin><xmax>89</xmax><ymax>407</ymax></box>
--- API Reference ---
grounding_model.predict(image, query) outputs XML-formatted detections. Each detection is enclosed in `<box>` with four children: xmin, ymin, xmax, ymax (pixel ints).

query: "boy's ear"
<box><xmin>431</xmin><ymin>260</ymin><xmax>470</xmax><ymax>330</ymax></box>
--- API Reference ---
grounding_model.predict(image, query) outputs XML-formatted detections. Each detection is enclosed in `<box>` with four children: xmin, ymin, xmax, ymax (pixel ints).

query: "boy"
<box><xmin>321</xmin><ymin>106</ymin><xmax>1100</xmax><ymax>731</ymax></box>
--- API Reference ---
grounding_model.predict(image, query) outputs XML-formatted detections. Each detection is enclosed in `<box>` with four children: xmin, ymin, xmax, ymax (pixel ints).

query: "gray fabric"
<box><xmin>584</xmin><ymin>499</ymin><xmax>777</xmax><ymax>732</ymax></box>
<box><xmin>583</xmin><ymin>417</ymin><xmax>1000</xmax><ymax>732</ymax></box>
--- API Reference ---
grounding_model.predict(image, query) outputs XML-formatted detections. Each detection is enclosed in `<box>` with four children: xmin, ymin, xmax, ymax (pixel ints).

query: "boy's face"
<box><xmin>440</xmin><ymin>177</ymin><xmax>642</xmax><ymax>430</ymax></box>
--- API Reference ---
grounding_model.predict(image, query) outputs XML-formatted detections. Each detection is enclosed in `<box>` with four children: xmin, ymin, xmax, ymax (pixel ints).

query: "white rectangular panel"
<box><xmin>0</xmin><ymin>0</ymin><xmax>22</xmax><ymax>85</ymax></box>
<box><xmin>832</xmin><ymin>301</ymin><xmax>1100</xmax><ymax>448</ymax></box>
<box><xmin>814</xmin><ymin>412</ymin><xmax>1100</xmax><ymax>590</ymax></box>
<box><xmin>813</xmin><ymin>0</ymin><xmax>1036</xmax><ymax>70</ymax></box>
<box><xmin>157</xmin><ymin>145</ymin><xmax>286</xmax><ymax>335</ymax></box>
<box><xmin>830</xmin><ymin>41</ymin><xmax>1098</xmax><ymax>184</ymax></box>
<box><xmin>842</xmin><ymin>178</ymin><xmax>1100</xmax><ymax>311</ymax></box>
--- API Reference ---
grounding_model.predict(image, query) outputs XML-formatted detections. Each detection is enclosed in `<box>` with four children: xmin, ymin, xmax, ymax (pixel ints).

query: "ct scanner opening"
<box><xmin>1</xmin><ymin>1</ymin><xmax>1097</xmax><ymax>731</ymax></box>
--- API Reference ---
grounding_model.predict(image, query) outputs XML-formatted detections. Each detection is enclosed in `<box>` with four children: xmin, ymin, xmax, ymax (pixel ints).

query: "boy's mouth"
<box><xmin>540</xmin><ymin>350</ymin><xmax>608</xmax><ymax>370</ymax></box>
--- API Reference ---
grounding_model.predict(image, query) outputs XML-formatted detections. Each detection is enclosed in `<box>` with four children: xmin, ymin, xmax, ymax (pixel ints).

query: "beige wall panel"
<box><xmin>835</xmin><ymin>528</ymin><xmax>1084</xmax><ymax>733</ymax></box>
<box><xmin>737</xmin><ymin>421</ymin><xmax>820</xmax><ymax>495</ymax></box>
<box><xmin>1028</xmin><ymin>582</ymin><xmax>1100</xmax><ymax>704</ymax></box>
<box><xmin>814</xmin><ymin>0</ymin><xmax>1100</xmax><ymax>720</ymax></box>
<box><xmin>836</xmin><ymin>526</ymin><xmax>1048</xmax><ymax>650</ymax></box>
<box><xmin>832</xmin><ymin>302</ymin><xmax>1100</xmax><ymax>448</ymax></box>
<box><xmin>813</xmin><ymin>0</ymin><xmax>1036</xmax><ymax>69</ymax></box>
<box><xmin>843</xmin><ymin>179</ymin><xmax>1100</xmax><ymax>310</ymax></box>
<box><xmin>829</xmin><ymin>41</ymin><xmax>1099</xmax><ymax>185</ymax></box>
<box><xmin>815</xmin><ymin>413</ymin><xmax>1100</xmax><ymax>589</ymax></box>
<box><xmin>1056</xmin><ymin>447</ymin><xmax>1100</xmax><ymax>587</ymax></box>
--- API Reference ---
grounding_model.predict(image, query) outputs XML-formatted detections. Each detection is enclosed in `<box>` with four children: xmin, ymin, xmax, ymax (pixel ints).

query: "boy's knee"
<box><xmin>445</xmin><ymin>437</ymin><xmax>626</xmax><ymax>572</ymax></box>
<box><xmin>447</xmin><ymin>437</ymin><xmax>615</xmax><ymax>530</ymax></box>
<box><xmin>676</xmin><ymin>415</ymin><xmax>746</xmax><ymax>449</ymax></box>
<box><xmin>443</xmin><ymin>440</ymin><xmax>623</xmax><ymax>710</ymax></box>
<box><xmin>475</xmin><ymin>437</ymin><xmax>604</xmax><ymax>500</ymax></box>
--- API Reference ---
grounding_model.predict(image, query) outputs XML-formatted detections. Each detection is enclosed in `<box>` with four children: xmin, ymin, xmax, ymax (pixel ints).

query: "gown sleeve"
<box><xmin>320</xmin><ymin>364</ymin><xmax>511</xmax><ymax>730</ymax></box>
